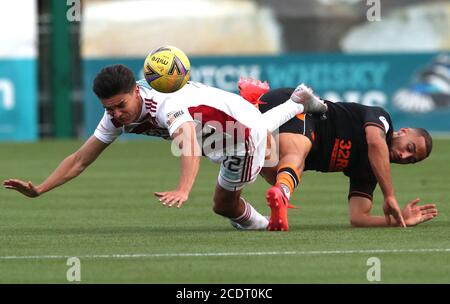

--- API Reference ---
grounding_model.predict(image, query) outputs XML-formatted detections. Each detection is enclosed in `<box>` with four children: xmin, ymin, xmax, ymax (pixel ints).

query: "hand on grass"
<box><xmin>154</xmin><ymin>189</ymin><xmax>189</xmax><ymax>208</ymax></box>
<box><xmin>402</xmin><ymin>198</ymin><xmax>438</xmax><ymax>227</ymax></box>
<box><xmin>3</xmin><ymin>179</ymin><xmax>40</xmax><ymax>198</ymax></box>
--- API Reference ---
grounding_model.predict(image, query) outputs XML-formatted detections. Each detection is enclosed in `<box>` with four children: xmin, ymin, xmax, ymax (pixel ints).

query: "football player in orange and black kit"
<box><xmin>239</xmin><ymin>84</ymin><xmax>437</xmax><ymax>231</ymax></box>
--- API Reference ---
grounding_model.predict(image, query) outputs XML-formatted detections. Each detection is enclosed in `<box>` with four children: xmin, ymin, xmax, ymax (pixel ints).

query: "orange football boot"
<box><xmin>266</xmin><ymin>185</ymin><xmax>295</xmax><ymax>231</ymax></box>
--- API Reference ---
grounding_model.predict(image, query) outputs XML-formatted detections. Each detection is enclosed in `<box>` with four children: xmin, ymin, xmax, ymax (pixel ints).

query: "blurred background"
<box><xmin>0</xmin><ymin>0</ymin><xmax>449</xmax><ymax>141</ymax></box>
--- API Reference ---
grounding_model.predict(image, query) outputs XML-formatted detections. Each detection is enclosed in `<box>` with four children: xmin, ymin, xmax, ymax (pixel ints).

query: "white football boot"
<box><xmin>290</xmin><ymin>83</ymin><xmax>328</xmax><ymax>114</ymax></box>
<box><xmin>229</xmin><ymin>216</ymin><xmax>269</xmax><ymax>231</ymax></box>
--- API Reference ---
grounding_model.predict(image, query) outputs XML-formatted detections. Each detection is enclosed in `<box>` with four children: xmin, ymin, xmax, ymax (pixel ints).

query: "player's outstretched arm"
<box><xmin>3</xmin><ymin>135</ymin><xmax>109</xmax><ymax>198</ymax></box>
<box><xmin>155</xmin><ymin>122</ymin><xmax>201</xmax><ymax>208</ymax></box>
<box><xmin>349</xmin><ymin>196</ymin><xmax>437</xmax><ymax>227</ymax></box>
<box><xmin>365</xmin><ymin>126</ymin><xmax>406</xmax><ymax>227</ymax></box>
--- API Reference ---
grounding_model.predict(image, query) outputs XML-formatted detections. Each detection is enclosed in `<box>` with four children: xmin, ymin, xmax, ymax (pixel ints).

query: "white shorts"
<box><xmin>217</xmin><ymin>129</ymin><xmax>267</xmax><ymax>192</ymax></box>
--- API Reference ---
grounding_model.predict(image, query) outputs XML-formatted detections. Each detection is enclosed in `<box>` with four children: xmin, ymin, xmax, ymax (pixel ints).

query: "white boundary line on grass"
<box><xmin>1</xmin><ymin>248</ymin><xmax>449</xmax><ymax>260</ymax></box>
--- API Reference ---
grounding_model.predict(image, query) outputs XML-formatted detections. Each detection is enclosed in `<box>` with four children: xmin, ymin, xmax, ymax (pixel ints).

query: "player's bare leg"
<box><xmin>213</xmin><ymin>184</ymin><xmax>268</xmax><ymax>230</ymax></box>
<box><xmin>264</xmin><ymin>133</ymin><xmax>311</xmax><ymax>231</ymax></box>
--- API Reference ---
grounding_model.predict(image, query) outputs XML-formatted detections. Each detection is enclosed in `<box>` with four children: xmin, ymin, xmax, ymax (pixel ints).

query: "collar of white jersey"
<box><xmin>138</xmin><ymin>81</ymin><xmax>155</xmax><ymax>99</ymax></box>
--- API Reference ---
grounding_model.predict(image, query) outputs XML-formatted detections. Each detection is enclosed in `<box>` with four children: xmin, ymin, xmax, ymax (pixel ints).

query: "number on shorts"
<box><xmin>224</xmin><ymin>156</ymin><xmax>242</xmax><ymax>172</ymax></box>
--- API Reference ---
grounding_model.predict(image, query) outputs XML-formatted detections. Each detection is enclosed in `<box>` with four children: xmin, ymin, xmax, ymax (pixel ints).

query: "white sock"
<box><xmin>261</xmin><ymin>99</ymin><xmax>304</xmax><ymax>132</ymax></box>
<box><xmin>231</xmin><ymin>198</ymin><xmax>268</xmax><ymax>230</ymax></box>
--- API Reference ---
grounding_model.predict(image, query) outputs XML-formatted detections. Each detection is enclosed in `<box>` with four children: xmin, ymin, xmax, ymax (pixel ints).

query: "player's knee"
<box><xmin>349</xmin><ymin>217</ymin><xmax>363</xmax><ymax>227</ymax></box>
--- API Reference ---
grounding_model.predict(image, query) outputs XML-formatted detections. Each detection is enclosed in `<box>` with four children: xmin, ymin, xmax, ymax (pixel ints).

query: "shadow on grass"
<box><xmin>290</xmin><ymin>223</ymin><xmax>352</xmax><ymax>232</ymax></box>
<box><xmin>0</xmin><ymin>225</ymin><xmax>236</xmax><ymax>235</ymax></box>
<box><xmin>0</xmin><ymin>223</ymin><xmax>356</xmax><ymax>236</ymax></box>
<box><xmin>2</xmin><ymin>220</ymin><xmax>444</xmax><ymax>236</ymax></box>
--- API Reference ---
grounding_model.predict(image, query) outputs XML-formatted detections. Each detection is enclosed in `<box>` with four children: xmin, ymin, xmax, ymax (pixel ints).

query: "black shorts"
<box><xmin>259</xmin><ymin>88</ymin><xmax>316</xmax><ymax>142</ymax></box>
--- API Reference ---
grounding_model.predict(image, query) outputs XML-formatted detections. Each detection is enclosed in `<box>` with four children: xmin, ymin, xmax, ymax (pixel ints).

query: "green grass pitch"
<box><xmin>0</xmin><ymin>139</ymin><xmax>449</xmax><ymax>283</ymax></box>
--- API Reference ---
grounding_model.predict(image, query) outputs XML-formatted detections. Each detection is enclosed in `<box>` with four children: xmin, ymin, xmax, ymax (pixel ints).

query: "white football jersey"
<box><xmin>94</xmin><ymin>80</ymin><xmax>266</xmax><ymax>162</ymax></box>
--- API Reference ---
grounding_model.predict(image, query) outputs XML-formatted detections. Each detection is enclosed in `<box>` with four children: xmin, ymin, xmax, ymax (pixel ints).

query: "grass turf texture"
<box><xmin>0</xmin><ymin>139</ymin><xmax>449</xmax><ymax>283</ymax></box>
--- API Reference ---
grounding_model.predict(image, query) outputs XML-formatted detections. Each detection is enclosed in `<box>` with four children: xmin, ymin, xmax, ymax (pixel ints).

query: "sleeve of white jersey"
<box><xmin>155</xmin><ymin>98</ymin><xmax>194</xmax><ymax>137</ymax></box>
<box><xmin>93</xmin><ymin>111</ymin><xmax>123</xmax><ymax>144</ymax></box>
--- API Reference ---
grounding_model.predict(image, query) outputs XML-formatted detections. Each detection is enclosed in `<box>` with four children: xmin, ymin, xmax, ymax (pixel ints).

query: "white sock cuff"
<box><xmin>231</xmin><ymin>199</ymin><xmax>252</xmax><ymax>224</ymax></box>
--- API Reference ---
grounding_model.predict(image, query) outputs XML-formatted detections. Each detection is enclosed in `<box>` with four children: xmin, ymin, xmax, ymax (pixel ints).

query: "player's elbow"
<box><xmin>349</xmin><ymin>215</ymin><xmax>366</xmax><ymax>227</ymax></box>
<box><xmin>350</xmin><ymin>220</ymin><xmax>362</xmax><ymax>227</ymax></box>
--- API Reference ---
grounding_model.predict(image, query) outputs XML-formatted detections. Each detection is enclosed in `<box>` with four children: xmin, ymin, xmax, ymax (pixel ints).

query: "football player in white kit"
<box><xmin>3</xmin><ymin>65</ymin><xmax>327</xmax><ymax>230</ymax></box>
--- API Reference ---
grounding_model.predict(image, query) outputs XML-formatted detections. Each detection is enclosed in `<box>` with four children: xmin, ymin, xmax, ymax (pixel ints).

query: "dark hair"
<box><xmin>93</xmin><ymin>64</ymin><xmax>136</xmax><ymax>99</ymax></box>
<box><xmin>413</xmin><ymin>128</ymin><xmax>433</xmax><ymax>157</ymax></box>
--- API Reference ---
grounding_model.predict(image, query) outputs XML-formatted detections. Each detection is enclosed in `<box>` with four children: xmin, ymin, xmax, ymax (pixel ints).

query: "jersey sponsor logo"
<box><xmin>166</xmin><ymin>110</ymin><xmax>185</xmax><ymax>127</ymax></box>
<box><xmin>378</xmin><ymin>116</ymin><xmax>389</xmax><ymax>133</ymax></box>
<box><xmin>329</xmin><ymin>138</ymin><xmax>352</xmax><ymax>171</ymax></box>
